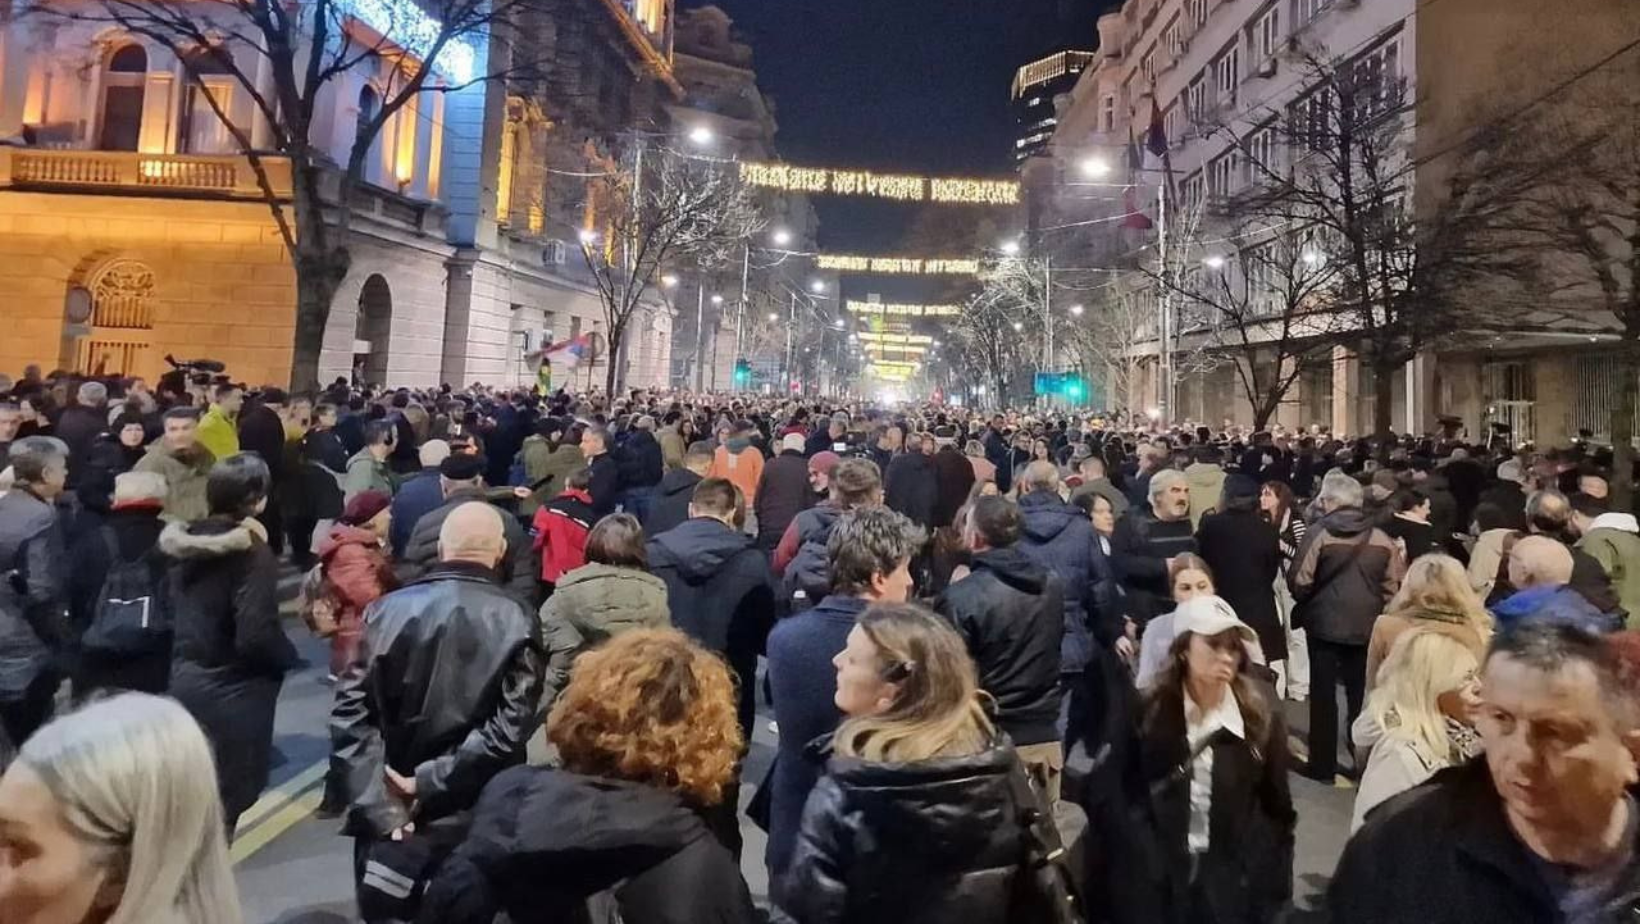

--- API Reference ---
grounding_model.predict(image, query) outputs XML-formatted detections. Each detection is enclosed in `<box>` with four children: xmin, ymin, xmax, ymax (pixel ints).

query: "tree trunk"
<box><xmin>1372</xmin><ymin>359</ymin><xmax>1397</xmax><ymax>448</ymax></box>
<box><xmin>1613</xmin><ymin>336</ymin><xmax>1640</xmax><ymax>512</ymax></box>
<box><xmin>1252</xmin><ymin>400</ymin><xmax>1274</xmax><ymax>433</ymax></box>
<box><xmin>604</xmin><ymin>324</ymin><xmax>624</xmax><ymax>397</ymax></box>
<box><xmin>286</xmin><ymin>165</ymin><xmax>349</xmax><ymax>393</ymax></box>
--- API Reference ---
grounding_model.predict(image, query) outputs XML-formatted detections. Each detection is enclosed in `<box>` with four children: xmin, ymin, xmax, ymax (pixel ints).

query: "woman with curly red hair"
<box><xmin>418</xmin><ymin>628</ymin><xmax>756</xmax><ymax>924</ymax></box>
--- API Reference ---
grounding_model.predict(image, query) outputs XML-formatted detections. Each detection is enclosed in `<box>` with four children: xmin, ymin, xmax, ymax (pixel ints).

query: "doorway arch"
<box><xmin>354</xmin><ymin>274</ymin><xmax>391</xmax><ymax>386</ymax></box>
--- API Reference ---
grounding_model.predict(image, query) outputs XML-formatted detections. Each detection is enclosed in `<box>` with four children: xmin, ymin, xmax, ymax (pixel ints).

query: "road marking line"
<box><xmin>235</xmin><ymin>760</ymin><xmax>328</xmax><ymax>834</ymax></box>
<box><xmin>231</xmin><ymin>787</ymin><xmax>325</xmax><ymax>866</ymax></box>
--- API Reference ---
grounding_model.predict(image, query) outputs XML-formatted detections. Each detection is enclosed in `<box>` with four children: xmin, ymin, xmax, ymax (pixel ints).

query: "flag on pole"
<box><xmin>538</xmin><ymin>334</ymin><xmax>594</xmax><ymax>369</ymax></box>
<box><xmin>1146</xmin><ymin>91</ymin><xmax>1177</xmax><ymax>206</ymax></box>
<box><xmin>1122</xmin><ymin>118</ymin><xmax>1155</xmax><ymax>230</ymax></box>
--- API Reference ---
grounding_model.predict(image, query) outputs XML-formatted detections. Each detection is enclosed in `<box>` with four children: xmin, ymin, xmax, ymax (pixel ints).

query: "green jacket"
<box><xmin>537</xmin><ymin>563</ymin><xmax>669</xmax><ymax>707</ymax></box>
<box><xmin>133</xmin><ymin>441</ymin><xmax>216</xmax><ymax>523</ymax></box>
<box><xmin>195</xmin><ymin>406</ymin><xmax>239</xmax><ymax>462</ymax></box>
<box><xmin>518</xmin><ymin>437</ymin><xmax>585</xmax><ymax>517</ymax></box>
<box><xmin>342</xmin><ymin>449</ymin><xmax>395</xmax><ymax>503</ymax></box>
<box><xmin>1578</xmin><ymin>515</ymin><xmax>1640</xmax><ymax>628</ymax></box>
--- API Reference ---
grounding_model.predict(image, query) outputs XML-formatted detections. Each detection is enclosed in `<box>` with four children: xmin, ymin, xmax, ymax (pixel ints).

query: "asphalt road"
<box><xmin>233</xmin><ymin>587</ymin><xmax>1355</xmax><ymax>923</ymax></box>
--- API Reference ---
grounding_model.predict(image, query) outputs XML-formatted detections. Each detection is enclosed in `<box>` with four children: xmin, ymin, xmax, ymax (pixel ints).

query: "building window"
<box><xmin>1246</xmin><ymin>123</ymin><xmax>1278</xmax><ymax>178</ymax></box>
<box><xmin>1187</xmin><ymin>78</ymin><xmax>1207</xmax><ymax>120</ymax></box>
<box><xmin>1294</xmin><ymin>0</ymin><xmax>1329</xmax><ymax>25</ymax></box>
<box><xmin>1351</xmin><ymin>38</ymin><xmax>1403</xmax><ymax>121</ymax></box>
<box><xmin>1142</xmin><ymin>48</ymin><xmax>1157</xmax><ymax>84</ymax></box>
<box><xmin>1208</xmin><ymin>149</ymin><xmax>1240</xmax><ymax>196</ymax></box>
<box><xmin>1255</xmin><ymin>6</ymin><xmax>1281</xmax><ymax>61</ymax></box>
<box><xmin>355</xmin><ymin>85</ymin><xmax>381</xmax><ymax>182</ymax></box>
<box><xmin>1165</xmin><ymin>20</ymin><xmax>1184</xmax><ymax>57</ymax></box>
<box><xmin>1189</xmin><ymin>0</ymin><xmax>1209</xmax><ymax>29</ymax></box>
<box><xmin>1291</xmin><ymin>86</ymin><xmax>1332</xmax><ymax>150</ymax></box>
<box><xmin>99</xmin><ymin>44</ymin><xmax>148</xmax><ymax>152</ymax></box>
<box><xmin>1165</xmin><ymin>103</ymin><xmax>1182</xmax><ymax>142</ymax></box>
<box><xmin>179</xmin><ymin>47</ymin><xmax>235</xmax><ymax>155</ymax></box>
<box><xmin>1214</xmin><ymin>46</ymin><xmax>1239</xmax><ymax>104</ymax></box>
<box><xmin>1101</xmin><ymin>95</ymin><xmax>1116</xmax><ymax>132</ymax></box>
<box><xmin>1180</xmin><ymin>172</ymin><xmax>1205</xmax><ymax>212</ymax></box>
<box><xmin>77</xmin><ymin>259</ymin><xmax>157</xmax><ymax>377</ymax></box>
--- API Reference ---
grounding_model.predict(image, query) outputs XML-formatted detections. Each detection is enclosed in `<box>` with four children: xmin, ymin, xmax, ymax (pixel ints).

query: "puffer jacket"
<box><xmin>538</xmin><ymin>563</ymin><xmax>669</xmax><ymax>707</ymax></box>
<box><xmin>936</xmin><ymin>547</ymin><xmax>1064</xmax><ymax>746</ymax></box>
<box><xmin>1289</xmin><ymin>507</ymin><xmax>1404</xmax><ymax>645</ymax></box>
<box><xmin>1016</xmin><ymin>489</ymin><xmax>1117</xmax><ymax>675</ymax></box>
<box><xmin>517</xmin><ymin>436</ymin><xmax>585</xmax><ymax>517</ymax></box>
<box><xmin>644</xmin><ymin>468</ymin><xmax>702</xmax><ymax>538</ymax></box>
<box><xmin>132</xmin><ymin>441</ymin><xmax>215</xmax><ymax>523</ymax></box>
<box><xmin>420</xmin><ymin>766</ymin><xmax>757</xmax><ymax>924</ymax></box>
<box><xmin>616</xmin><ymin>430</ymin><xmax>665</xmax><ymax>492</ymax></box>
<box><xmin>647</xmin><ymin>518</ymin><xmax>774</xmax><ymax>655</ymax></box>
<box><xmin>777</xmin><ymin>740</ymin><xmax>1033</xmax><ymax>924</ymax></box>
<box><xmin>332</xmin><ymin>561</ymin><xmax>545</xmax><ymax>837</ymax></box>
<box><xmin>1578</xmin><ymin>513</ymin><xmax>1640</xmax><ymax>627</ymax></box>
<box><xmin>0</xmin><ymin>486</ymin><xmax>65</xmax><ymax>701</ymax></box>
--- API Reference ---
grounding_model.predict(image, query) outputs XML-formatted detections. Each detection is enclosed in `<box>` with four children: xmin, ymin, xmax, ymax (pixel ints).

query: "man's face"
<box><xmin>219</xmin><ymin>390</ymin><xmax>243</xmax><ymax>416</ymax></box>
<box><xmin>830</xmin><ymin>421</ymin><xmax>846</xmax><ymax>439</ymax></box>
<box><xmin>1477</xmin><ymin>654</ymin><xmax>1637</xmax><ymax>839</ymax></box>
<box><xmin>1154</xmin><ymin>481</ymin><xmax>1191</xmax><ymax>520</ymax></box>
<box><xmin>885</xmin><ymin>427</ymin><xmax>903</xmax><ymax>451</ymax></box>
<box><xmin>163</xmin><ymin>417</ymin><xmax>198</xmax><ymax>452</ymax></box>
<box><xmin>584</xmin><ymin>434</ymin><xmax>606</xmax><ymax>457</ymax></box>
<box><xmin>809</xmin><ymin>468</ymin><xmax>831</xmax><ymax>494</ymax></box>
<box><xmin>869</xmin><ymin>557</ymin><xmax>914</xmax><ymax>603</ymax></box>
<box><xmin>0</xmin><ymin>407</ymin><xmax>19</xmax><ymax>442</ymax></box>
<box><xmin>316</xmin><ymin>409</ymin><xmax>337</xmax><ymax>430</ymax></box>
<box><xmin>1581</xmin><ymin>475</ymin><xmax>1609</xmax><ymax>500</ymax></box>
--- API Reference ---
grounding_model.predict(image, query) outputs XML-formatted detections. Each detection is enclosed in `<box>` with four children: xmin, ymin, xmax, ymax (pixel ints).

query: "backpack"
<box><xmin>81</xmin><ymin>529</ymin><xmax>172</xmax><ymax>655</ymax></box>
<box><xmin>296</xmin><ymin>562</ymin><xmax>341</xmax><ymax>638</ymax></box>
<box><xmin>782</xmin><ymin>512</ymin><xmax>838</xmax><ymax>609</ymax></box>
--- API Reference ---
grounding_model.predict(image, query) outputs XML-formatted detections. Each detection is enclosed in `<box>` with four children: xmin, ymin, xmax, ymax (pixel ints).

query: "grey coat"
<box><xmin>0</xmin><ymin>487</ymin><xmax>65</xmax><ymax>700</ymax></box>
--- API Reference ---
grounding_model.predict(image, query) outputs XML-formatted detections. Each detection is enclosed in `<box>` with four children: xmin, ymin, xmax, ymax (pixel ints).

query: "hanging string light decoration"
<box><xmin>816</xmin><ymin>255</ymin><xmax>981</xmax><ymax>275</ymax></box>
<box><xmin>845</xmin><ymin>300</ymin><xmax>961</xmax><ymax>317</ymax></box>
<box><xmin>739</xmin><ymin>162</ymin><xmax>1019</xmax><ymax>205</ymax></box>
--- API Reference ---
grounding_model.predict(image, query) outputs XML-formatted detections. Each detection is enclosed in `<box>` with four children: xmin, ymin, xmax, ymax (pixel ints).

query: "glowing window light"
<box><xmin>343</xmin><ymin>0</ymin><xmax>478</xmax><ymax>84</ymax></box>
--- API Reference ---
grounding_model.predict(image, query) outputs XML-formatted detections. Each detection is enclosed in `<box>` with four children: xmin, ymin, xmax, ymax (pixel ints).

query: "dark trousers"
<box><xmin>0</xmin><ymin>672</ymin><xmax>59</xmax><ymax>749</ymax></box>
<box><xmin>1307</xmin><ymin>637</ymin><xmax>1367</xmax><ymax>777</ymax></box>
<box><xmin>287</xmin><ymin>514</ymin><xmax>318</xmax><ymax>569</ymax></box>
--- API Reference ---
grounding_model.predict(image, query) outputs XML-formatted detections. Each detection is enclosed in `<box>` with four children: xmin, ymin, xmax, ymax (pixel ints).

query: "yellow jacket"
<box><xmin>196</xmin><ymin>406</ymin><xmax>240</xmax><ymax>461</ymax></box>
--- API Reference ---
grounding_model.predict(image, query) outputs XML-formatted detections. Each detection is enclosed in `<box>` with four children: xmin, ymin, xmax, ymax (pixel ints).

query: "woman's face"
<box><xmin>979</xmin><ymin>482</ymin><xmax>1000</xmax><ymax>498</ymax></box>
<box><xmin>1172</xmin><ymin>567</ymin><xmax>1213</xmax><ymax>604</ymax></box>
<box><xmin>0</xmin><ymin>763</ymin><xmax>116</xmax><ymax>924</ymax></box>
<box><xmin>1034</xmin><ymin>440</ymin><xmax>1050</xmax><ymax>460</ymax></box>
<box><xmin>1091</xmin><ymin>496</ymin><xmax>1116</xmax><ymax>536</ymax></box>
<box><xmin>118</xmin><ymin>423</ymin><xmax>145</xmax><ymax>448</ymax></box>
<box><xmin>1184</xmin><ymin>630</ymin><xmax>1242</xmax><ymax>691</ymax></box>
<box><xmin>1437</xmin><ymin>667</ymin><xmax>1482</xmax><ymax>725</ymax></box>
<box><xmin>368</xmin><ymin>508</ymin><xmax>392</xmax><ymax>540</ymax></box>
<box><xmin>18</xmin><ymin>400</ymin><xmax>37</xmax><ymax>424</ymax></box>
<box><xmin>1259</xmin><ymin>485</ymin><xmax>1279</xmax><ymax>514</ymax></box>
<box><xmin>833</xmin><ymin>625</ymin><xmax>898</xmax><ymax>718</ymax></box>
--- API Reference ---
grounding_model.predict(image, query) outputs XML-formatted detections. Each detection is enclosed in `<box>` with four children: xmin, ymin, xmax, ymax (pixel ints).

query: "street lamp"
<box><xmin>767</xmin><ymin>312</ymin><xmax>780</xmax><ymax>322</ymax></box>
<box><xmin>1012</xmin><ymin>321</ymin><xmax>1024</xmax><ymax>332</ymax></box>
<box><xmin>1000</xmin><ymin>239</ymin><xmax>1022</xmax><ymax>257</ymax></box>
<box><xmin>1203</xmin><ymin>255</ymin><xmax>1227</xmax><ymax>270</ymax></box>
<box><xmin>809</xmin><ymin>279</ymin><xmax>826</xmax><ymax>294</ymax></box>
<box><xmin>577</xmin><ymin>229</ymin><xmax>599</xmax><ymax>246</ymax></box>
<box><xmin>772</xmin><ymin>228</ymin><xmax>793</xmax><ymax>247</ymax></box>
<box><xmin>687</xmin><ymin>125</ymin><xmax>714</xmax><ymax>146</ymax></box>
<box><xmin>1301</xmin><ymin>250</ymin><xmax>1325</xmax><ymax>266</ymax></box>
<box><xmin>833</xmin><ymin>319</ymin><xmax>846</xmax><ymax>329</ymax></box>
<box><xmin>710</xmin><ymin>294</ymin><xmax>724</xmax><ymax>306</ymax></box>
<box><xmin>1069</xmin><ymin>304</ymin><xmax>1085</xmax><ymax>317</ymax></box>
<box><xmin>1078</xmin><ymin>155</ymin><xmax>1111</xmax><ymax>179</ymax></box>
<box><xmin>660</xmin><ymin>274</ymin><xmax>679</xmax><ymax>289</ymax></box>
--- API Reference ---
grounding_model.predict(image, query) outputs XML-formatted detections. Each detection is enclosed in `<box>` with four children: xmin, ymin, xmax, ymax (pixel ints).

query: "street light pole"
<box><xmin>784</xmin><ymin>290</ymin><xmax>797</xmax><ymax>393</ymax></box>
<box><xmin>733</xmin><ymin>242</ymin><xmax>750</xmax><ymax>379</ymax></box>
<box><xmin>694</xmin><ymin>283</ymin><xmax>706</xmax><ymax>393</ymax></box>
<box><xmin>1157</xmin><ymin>179</ymin><xmax>1174</xmax><ymax>423</ymax></box>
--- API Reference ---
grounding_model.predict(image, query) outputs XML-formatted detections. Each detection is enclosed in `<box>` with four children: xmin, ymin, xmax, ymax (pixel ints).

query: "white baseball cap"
<box><xmin>1173</xmin><ymin>595</ymin><xmax>1257</xmax><ymax>643</ymax></box>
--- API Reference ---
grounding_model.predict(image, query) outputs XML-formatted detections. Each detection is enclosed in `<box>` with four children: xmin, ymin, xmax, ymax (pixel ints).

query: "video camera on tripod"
<box><xmin>158</xmin><ymin>354</ymin><xmax>232</xmax><ymax>396</ymax></box>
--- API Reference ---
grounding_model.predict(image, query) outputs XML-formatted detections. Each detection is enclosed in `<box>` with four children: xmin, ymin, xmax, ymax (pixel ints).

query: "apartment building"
<box><xmin>1040</xmin><ymin>0</ymin><xmax>1639</xmax><ymax>443</ymax></box>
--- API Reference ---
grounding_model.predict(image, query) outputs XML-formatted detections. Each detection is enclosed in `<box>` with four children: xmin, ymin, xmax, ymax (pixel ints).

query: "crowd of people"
<box><xmin>3</xmin><ymin>360</ymin><xmax>1640</xmax><ymax>923</ymax></box>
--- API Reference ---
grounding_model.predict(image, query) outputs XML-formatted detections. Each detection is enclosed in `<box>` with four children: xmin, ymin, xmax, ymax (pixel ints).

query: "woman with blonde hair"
<box><xmin>778</xmin><ymin>603</ymin><xmax>1035</xmax><ymax>924</ymax></box>
<box><xmin>1365</xmin><ymin>553</ymin><xmax>1491</xmax><ymax>692</ymax></box>
<box><xmin>420</xmin><ymin>628</ymin><xmax>756</xmax><ymax>924</ymax></box>
<box><xmin>0</xmin><ymin>693</ymin><xmax>242</xmax><ymax>924</ymax></box>
<box><xmin>1350</xmin><ymin>630</ymin><xmax>1482</xmax><ymax>831</ymax></box>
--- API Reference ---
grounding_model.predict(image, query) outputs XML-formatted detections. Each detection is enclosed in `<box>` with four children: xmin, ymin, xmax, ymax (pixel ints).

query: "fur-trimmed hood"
<box><xmin>158</xmin><ymin>516</ymin><xmax>268</xmax><ymax>559</ymax></box>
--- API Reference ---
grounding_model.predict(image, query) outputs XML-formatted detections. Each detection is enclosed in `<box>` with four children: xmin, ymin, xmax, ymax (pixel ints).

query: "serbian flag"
<box><xmin>1122</xmin><ymin>120</ymin><xmax>1155</xmax><ymax>230</ymax></box>
<box><xmin>541</xmin><ymin>334</ymin><xmax>593</xmax><ymax>368</ymax></box>
<box><xmin>1145</xmin><ymin>96</ymin><xmax>1169</xmax><ymax>157</ymax></box>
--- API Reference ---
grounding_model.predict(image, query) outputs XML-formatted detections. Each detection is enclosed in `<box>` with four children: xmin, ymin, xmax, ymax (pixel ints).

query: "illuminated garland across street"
<box><xmin>846</xmin><ymin>300</ymin><xmax>961</xmax><ymax>317</ymax></box>
<box><xmin>816</xmin><ymin>255</ymin><xmax>981</xmax><ymax>275</ymax></box>
<box><xmin>740</xmin><ymin>162</ymin><xmax>1020</xmax><ymax>205</ymax></box>
<box><xmin>857</xmin><ymin>332</ymin><xmax>935</xmax><ymax>344</ymax></box>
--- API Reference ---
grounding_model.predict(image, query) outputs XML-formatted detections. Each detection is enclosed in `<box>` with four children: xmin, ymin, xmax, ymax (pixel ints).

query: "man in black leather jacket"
<box><xmin>331</xmin><ymin>501</ymin><xmax>544</xmax><ymax>918</ymax></box>
<box><xmin>936</xmin><ymin>495</ymin><xmax>1066</xmax><ymax>799</ymax></box>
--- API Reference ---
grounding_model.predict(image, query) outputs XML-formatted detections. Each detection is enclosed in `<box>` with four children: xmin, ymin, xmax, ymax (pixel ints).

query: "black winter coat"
<box><xmin>1328</xmin><ymin>759</ymin><xmax>1640</xmax><ymax>923</ymax></box>
<box><xmin>754</xmin><ymin>451</ymin><xmax>815</xmax><ymax>553</ymax></box>
<box><xmin>647</xmin><ymin>518</ymin><xmax>774</xmax><ymax>656</ymax></box>
<box><xmin>884</xmin><ymin>451</ymin><xmax>938</xmax><ymax>528</ymax></box>
<box><xmin>402</xmin><ymin>488</ymin><xmax>536</xmax><ymax>601</ymax></box>
<box><xmin>162</xmin><ymin>517</ymin><xmax>300</xmax><ymax>822</ymax></box>
<box><xmin>65</xmin><ymin>506</ymin><xmax>170</xmax><ymax>695</ymax></box>
<box><xmin>1195</xmin><ymin>508</ymin><xmax>1283</xmax><ymax>659</ymax></box>
<box><xmin>0</xmin><ymin>487</ymin><xmax>65</xmax><ymax>701</ymax></box>
<box><xmin>643</xmin><ymin>468</ymin><xmax>702</xmax><ymax>539</ymax></box>
<box><xmin>616</xmin><ymin>430</ymin><xmax>665</xmax><ymax>491</ymax></box>
<box><xmin>55</xmin><ymin>405</ymin><xmax>106</xmax><ymax>488</ymax></box>
<box><xmin>936</xmin><ymin>548</ymin><xmax>1064</xmax><ymax>746</ymax></box>
<box><xmin>237</xmin><ymin>404</ymin><xmax>288</xmax><ymax>481</ymax></box>
<box><xmin>420</xmin><ymin>766</ymin><xmax>756</xmax><ymax>924</ymax></box>
<box><xmin>931</xmin><ymin>447</ymin><xmax>976</xmax><ymax>529</ymax></box>
<box><xmin>778</xmin><ymin>741</ymin><xmax>1033</xmax><ymax>924</ymax></box>
<box><xmin>1110</xmin><ymin>507</ymin><xmax>1197</xmax><ymax>626</ymax></box>
<box><xmin>1017</xmin><ymin>489</ymin><xmax>1117</xmax><ymax>675</ymax></box>
<box><xmin>585</xmin><ymin>453</ymin><xmax>622</xmax><ymax>519</ymax></box>
<box><xmin>332</xmin><ymin>561</ymin><xmax>545</xmax><ymax>837</ymax></box>
<box><xmin>77</xmin><ymin>436</ymin><xmax>144</xmax><ymax>513</ymax></box>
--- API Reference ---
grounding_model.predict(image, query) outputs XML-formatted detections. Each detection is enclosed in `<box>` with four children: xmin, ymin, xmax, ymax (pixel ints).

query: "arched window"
<box><xmin>99</xmin><ymin>44</ymin><xmax>147</xmax><ymax>151</ymax></box>
<box><xmin>180</xmin><ymin>46</ymin><xmax>235</xmax><ymax>154</ymax></box>
<box><xmin>355</xmin><ymin>85</ymin><xmax>380</xmax><ymax>180</ymax></box>
<box><xmin>75</xmin><ymin>259</ymin><xmax>157</xmax><ymax>376</ymax></box>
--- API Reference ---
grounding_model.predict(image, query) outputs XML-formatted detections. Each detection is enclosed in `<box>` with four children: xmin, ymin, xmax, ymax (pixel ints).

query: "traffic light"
<box><xmin>1062</xmin><ymin>375</ymin><xmax>1086</xmax><ymax>403</ymax></box>
<box><xmin>733</xmin><ymin>359</ymin><xmax>751</xmax><ymax>388</ymax></box>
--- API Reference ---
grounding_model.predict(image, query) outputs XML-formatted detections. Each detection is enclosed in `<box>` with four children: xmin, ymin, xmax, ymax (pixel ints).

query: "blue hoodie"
<box><xmin>1490</xmin><ymin>584</ymin><xmax>1624</xmax><ymax>635</ymax></box>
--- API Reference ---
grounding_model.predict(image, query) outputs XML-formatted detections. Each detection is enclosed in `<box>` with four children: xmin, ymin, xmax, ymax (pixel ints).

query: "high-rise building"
<box><xmin>1011</xmin><ymin>50</ymin><xmax>1096</xmax><ymax>165</ymax></box>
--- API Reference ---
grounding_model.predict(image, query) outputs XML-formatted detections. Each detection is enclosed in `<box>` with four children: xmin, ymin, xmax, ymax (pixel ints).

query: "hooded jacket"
<box><xmin>342</xmin><ymin>448</ymin><xmax>395</xmax><ymax>503</ymax></box>
<box><xmin>708</xmin><ymin>443</ymin><xmax>763</xmax><ymax>509</ymax></box>
<box><xmin>1183</xmin><ymin>462</ymin><xmax>1226</xmax><ymax>529</ymax></box>
<box><xmin>1289</xmin><ymin>507</ymin><xmax>1404</xmax><ymax>645</ymax></box>
<box><xmin>930</xmin><ymin>446</ymin><xmax>976</xmax><ymax>528</ymax></box>
<box><xmin>532</xmin><ymin>488</ymin><xmax>595</xmax><ymax>584</ymax></box>
<box><xmin>132</xmin><ymin>440</ymin><xmax>215</xmax><ymax>523</ymax></box>
<box><xmin>883</xmin><ymin>450</ymin><xmax>937</xmax><ymax>528</ymax></box>
<box><xmin>617</xmin><ymin>429</ymin><xmax>665</xmax><ymax>492</ymax></box>
<box><xmin>936</xmin><ymin>547</ymin><xmax>1064</xmax><ymax>746</ymax></box>
<box><xmin>332</xmin><ymin>561</ymin><xmax>545</xmax><ymax>837</ymax></box>
<box><xmin>777</xmin><ymin>741</ymin><xmax>1032</xmax><ymax>924</ymax></box>
<box><xmin>317</xmin><ymin>524</ymin><xmax>395</xmax><ymax>628</ymax></box>
<box><xmin>1489</xmin><ymin>583</ymin><xmax>1624</xmax><ymax>635</ymax></box>
<box><xmin>644</xmin><ymin>468</ymin><xmax>702</xmax><ymax>538</ymax></box>
<box><xmin>1579</xmin><ymin>512</ymin><xmax>1640</xmax><ymax>627</ymax></box>
<box><xmin>419</xmin><ymin>766</ymin><xmax>756</xmax><ymax>924</ymax></box>
<box><xmin>647</xmin><ymin>518</ymin><xmax>773</xmax><ymax>655</ymax></box>
<box><xmin>1016</xmin><ymin>489</ymin><xmax>1117</xmax><ymax>675</ymax></box>
<box><xmin>162</xmin><ymin>516</ymin><xmax>299</xmax><ymax>822</ymax></box>
<box><xmin>538</xmin><ymin>563</ymin><xmax>669</xmax><ymax>707</ymax></box>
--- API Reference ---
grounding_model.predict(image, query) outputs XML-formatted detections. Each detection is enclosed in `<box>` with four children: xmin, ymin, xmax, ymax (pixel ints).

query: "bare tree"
<box><xmin>1061</xmin><ymin>288</ymin><xmax>1150</xmax><ymax>412</ymax></box>
<box><xmin>577</xmin><ymin>145</ymin><xmax>763</xmax><ymax>396</ymax></box>
<box><xmin>51</xmin><ymin>0</ymin><xmax>531</xmax><ymax>389</ymax></box>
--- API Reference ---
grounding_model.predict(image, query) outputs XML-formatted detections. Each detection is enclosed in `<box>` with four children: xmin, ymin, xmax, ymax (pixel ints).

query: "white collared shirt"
<box><xmin>1183</xmin><ymin>689</ymin><xmax>1246</xmax><ymax>854</ymax></box>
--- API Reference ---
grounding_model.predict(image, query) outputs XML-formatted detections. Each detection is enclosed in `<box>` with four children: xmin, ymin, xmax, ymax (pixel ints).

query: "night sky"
<box><xmin>701</xmin><ymin>0</ymin><xmax>1111</xmax><ymax>251</ymax></box>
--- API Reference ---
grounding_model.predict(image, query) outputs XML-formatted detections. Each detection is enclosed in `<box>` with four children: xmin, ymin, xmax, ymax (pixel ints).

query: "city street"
<box><xmin>231</xmin><ymin>574</ymin><xmax>1354</xmax><ymax>924</ymax></box>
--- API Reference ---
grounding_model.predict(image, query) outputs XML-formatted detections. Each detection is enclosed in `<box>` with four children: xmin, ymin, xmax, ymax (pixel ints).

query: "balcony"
<box><xmin>0</xmin><ymin>148</ymin><xmax>293</xmax><ymax>199</ymax></box>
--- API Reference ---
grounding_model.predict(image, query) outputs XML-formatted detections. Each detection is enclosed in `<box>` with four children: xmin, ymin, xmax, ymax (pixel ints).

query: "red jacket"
<box><xmin>533</xmin><ymin>488</ymin><xmax>595</xmax><ymax>583</ymax></box>
<box><xmin>317</xmin><ymin>525</ymin><xmax>395</xmax><ymax>626</ymax></box>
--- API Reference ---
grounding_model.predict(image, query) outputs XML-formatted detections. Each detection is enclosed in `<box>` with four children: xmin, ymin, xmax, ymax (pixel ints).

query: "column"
<box><xmin>0</xmin><ymin>22</ymin><xmax>31</xmax><ymax>135</ymax></box>
<box><xmin>1405</xmin><ymin>351</ymin><xmax>1436</xmax><ymax>436</ymax></box>
<box><xmin>1332</xmin><ymin>345</ymin><xmax>1359</xmax><ymax>437</ymax></box>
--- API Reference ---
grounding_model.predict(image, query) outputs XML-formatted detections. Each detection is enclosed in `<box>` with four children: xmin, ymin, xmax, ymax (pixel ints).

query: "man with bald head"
<box><xmin>1492</xmin><ymin>534</ymin><xmax>1624</xmax><ymax>634</ymax></box>
<box><xmin>332</xmin><ymin>500</ymin><xmax>544</xmax><ymax>911</ymax></box>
